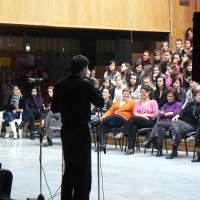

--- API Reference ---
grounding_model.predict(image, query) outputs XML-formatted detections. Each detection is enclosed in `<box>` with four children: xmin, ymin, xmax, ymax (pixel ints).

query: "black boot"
<box><xmin>156</xmin><ymin>146</ymin><xmax>163</xmax><ymax>157</ymax></box>
<box><xmin>43</xmin><ymin>137</ymin><xmax>53</xmax><ymax>147</ymax></box>
<box><xmin>17</xmin><ymin>121</ymin><xmax>25</xmax><ymax>129</ymax></box>
<box><xmin>30</xmin><ymin>131</ymin><xmax>35</xmax><ymax>140</ymax></box>
<box><xmin>165</xmin><ymin>145</ymin><xmax>178</xmax><ymax>159</ymax></box>
<box><xmin>141</xmin><ymin>137</ymin><xmax>154</xmax><ymax>149</ymax></box>
<box><xmin>191</xmin><ymin>150</ymin><xmax>200</xmax><ymax>162</ymax></box>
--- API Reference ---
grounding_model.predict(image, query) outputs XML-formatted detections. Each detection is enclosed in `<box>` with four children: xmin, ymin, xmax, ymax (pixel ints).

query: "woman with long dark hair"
<box><xmin>17</xmin><ymin>86</ymin><xmax>44</xmax><ymax>140</ymax></box>
<box><xmin>154</xmin><ymin>76</ymin><xmax>168</xmax><ymax>109</ymax></box>
<box><xmin>127</xmin><ymin>73</ymin><xmax>141</xmax><ymax>101</ymax></box>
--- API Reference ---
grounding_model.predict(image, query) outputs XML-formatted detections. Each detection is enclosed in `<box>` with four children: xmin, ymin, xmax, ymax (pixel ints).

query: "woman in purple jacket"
<box><xmin>142</xmin><ymin>88</ymin><xmax>182</xmax><ymax>156</ymax></box>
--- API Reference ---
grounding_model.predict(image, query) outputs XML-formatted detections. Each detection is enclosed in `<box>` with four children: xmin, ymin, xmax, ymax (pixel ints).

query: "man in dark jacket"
<box><xmin>52</xmin><ymin>55</ymin><xmax>104</xmax><ymax>200</ymax></box>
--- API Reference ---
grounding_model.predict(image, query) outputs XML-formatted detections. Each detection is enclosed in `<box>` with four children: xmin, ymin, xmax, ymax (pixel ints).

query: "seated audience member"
<box><xmin>154</xmin><ymin>76</ymin><xmax>168</xmax><ymax>109</ymax></box>
<box><xmin>98</xmin><ymin>87</ymin><xmax>137</xmax><ymax>151</ymax></box>
<box><xmin>183</xmin><ymin>80</ymin><xmax>200</xmax><ymax>108</ymax></box>
<box><xmin>104</xmin><ymin>60</ymin><xmax>120</xmax><ymax>88</ymax></box>
<box><xmin>45</xmin><ymin>86</ymin><xmax>54</xmax><ymax>110</ymax></box>
<box><xmin>172</xmin><ymin>77</ymin><xmax>186</xmax><ymax>105</ymax></box>
<box><xmin>120</xmin><ymin>62</ymin><xmax>132</xmax><ymax>85</ymax></box>
<box><xmin>90</xmin><ymin>88</ymin><xmax>113</xmax><ymax>128</ymax></box>
<box><xmin>142</xmin><ymin>88</ymin><xmax>183</xmax><ymax>157</ymax></box>
<box><xmin>112</xmin><ymin>75</ymin><xmax>126</xmax><ymax>102</ymax></box>
<box><xmin>144</xmin><ymin>89</ymin><xmax>200</xmax><ymax>159</ymax></box>
<box><xmin>142</xmin><ymin>64</ymin><xmax>153</xmax><ymax>84</ymax></box>
<box><xmin>40</xmin><ymin>69</ymin><xmax>54</xmax><ymax>103</ymax></box>
<box><xmin>115</xmin><ymin>85</ymin><xmax>158</xmax><ymax>155</ymax></box>
<box><xmin>127</xmin><ymin>73</ymin><xmax>141</xmax><ymax>101</ymax></box>
<box><xmin>165</xmin><ymin>62</ymin><xmax>183</xmax><ymax>88</ymax></box>
<box><xmin>43</xmin><ymin>86</ymin><xmax>61</xmax><ymax>147</ymax></box>
<box><xmin>17</xmin><ymin>87</ymin><xmax>44</xmax><ymax>140</ymax></box>
<box><xmin>2</xmin><ymin>72</ymin><xmax>15</xmax><ymax>108</ymax></box>
<box><xmin>4</xmin><ymin>85</ymin><xmax>25</xmax><ymax>139</ymax></box>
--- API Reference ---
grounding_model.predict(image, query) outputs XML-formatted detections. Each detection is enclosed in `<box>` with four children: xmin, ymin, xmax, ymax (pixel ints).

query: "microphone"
<box><xmin>28</xmin><ymin>78</ymin><xmax>44</xmax><ymax>83</ymax></box>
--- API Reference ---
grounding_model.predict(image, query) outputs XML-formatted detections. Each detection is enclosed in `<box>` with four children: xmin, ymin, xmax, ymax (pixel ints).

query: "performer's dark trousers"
<box><xmin>61</xmin><ymin>123</ymin><xmax>91</xmax><ymax>200</ymax></box>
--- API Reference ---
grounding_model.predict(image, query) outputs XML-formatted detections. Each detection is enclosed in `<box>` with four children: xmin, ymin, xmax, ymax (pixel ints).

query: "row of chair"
<box><xmin>91</xmin><ymin>123</ymin><xmax>198</xmax><ymax>158</ymax></box>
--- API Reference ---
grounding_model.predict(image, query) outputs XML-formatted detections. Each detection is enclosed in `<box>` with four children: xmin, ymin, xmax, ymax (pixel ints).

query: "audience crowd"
<box><xmin>1</xmin><ymin>27</ymin><xmax>200</xmax><ymax>161</ymax></box>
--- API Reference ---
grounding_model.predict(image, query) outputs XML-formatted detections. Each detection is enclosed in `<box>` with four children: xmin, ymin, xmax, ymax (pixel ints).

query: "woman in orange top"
<box><xmin>98</xmin><ymin>87</ymin><xmax>136</xmax><ymax>151</ymax></box>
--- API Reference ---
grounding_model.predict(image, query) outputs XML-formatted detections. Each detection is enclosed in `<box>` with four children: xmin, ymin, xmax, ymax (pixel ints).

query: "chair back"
<box><xmin>0</xmin><ymin>169</ymin><xmax>13</xmax><ymax>197</ymax></box>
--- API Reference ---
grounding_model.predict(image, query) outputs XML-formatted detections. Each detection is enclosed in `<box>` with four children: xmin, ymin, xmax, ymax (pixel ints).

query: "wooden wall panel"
<box><xmin>0</xmin><ymin>0</ymin><xmax>170</xmax><ymax>32</ymax></box>
<box><xmin>170</xmin><ymin>0</ymin><xmax>195</xmax><ymax>50</ymax></box>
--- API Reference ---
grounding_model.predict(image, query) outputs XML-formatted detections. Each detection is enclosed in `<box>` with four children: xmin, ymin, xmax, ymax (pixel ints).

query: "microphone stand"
<box><xmin>96</xmin><ymin>108</ymin><xmax>106</xmax><ymax>200</ymax></box>
<box><xmin>27</xmin><ymin>81</ymin><xmax>45</xmax><ymax>200</ymax></box>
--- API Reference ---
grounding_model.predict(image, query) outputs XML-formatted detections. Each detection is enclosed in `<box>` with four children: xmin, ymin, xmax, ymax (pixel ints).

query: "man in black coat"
<box><xmin>52</xmin><ymin>55</ymin><xmax>104</xmax><ymax>200</ymax></box>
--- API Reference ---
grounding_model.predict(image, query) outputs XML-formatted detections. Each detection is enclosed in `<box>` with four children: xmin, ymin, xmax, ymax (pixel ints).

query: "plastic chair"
<box><xmin>0</xmin><ymin>169</ymin><xmax>13</xmax><ymax>198</ymax></box>
<box><xmin>0</xmin><ymin>111</ymin><xmax>5</xmax><ymax>136</ymax></box>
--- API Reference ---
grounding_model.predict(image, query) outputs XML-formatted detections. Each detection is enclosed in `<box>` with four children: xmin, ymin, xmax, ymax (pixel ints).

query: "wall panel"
<box><xmin>0</xmin><ymin>0</ymin><xmax>170</xmax><ymax>32</ymax></box>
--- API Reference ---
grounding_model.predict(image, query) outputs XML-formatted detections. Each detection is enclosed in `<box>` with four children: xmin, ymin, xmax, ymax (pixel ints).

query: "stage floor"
<box><xmin>0</xmin><ymin>134</ymin><xmax>200</xmax><ymax>200</ymax></box>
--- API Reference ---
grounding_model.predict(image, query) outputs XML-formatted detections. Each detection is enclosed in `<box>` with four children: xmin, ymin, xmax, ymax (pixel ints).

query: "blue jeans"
<box><xmin>4</xmin><ymin>112</ymin><xmax>20</xmax><ymax>126</ymax></box>
<box><xmin>99</xmin><ymin>114</ymin><xmax>126</xmax><ymax>145</ymax></box>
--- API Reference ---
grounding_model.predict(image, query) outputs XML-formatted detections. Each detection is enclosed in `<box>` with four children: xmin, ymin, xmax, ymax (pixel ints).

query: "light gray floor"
<box><xmin>0</xmin><ymin>134</ymin><xmax>200</xmax><ymax>200</ymax></box>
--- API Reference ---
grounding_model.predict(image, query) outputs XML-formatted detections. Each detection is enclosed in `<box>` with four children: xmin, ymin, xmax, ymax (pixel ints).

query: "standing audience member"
<box><xmin>136</xmin><ymin>51</ymin><xmax>151</xmax><ymax>68</ymax></box>
<box><xmin>2</xmin><ymin>72</ymin><xmax>15</xmax><ymax>108</ymax></box>
<box><xmin>181</xmin><ymin>39</ymin><xmax>193</xmax><ymax>58</ymax></box>
<box><xmin>185</xmin><ymin>27</ymin><xmax>193</xmax><ymax>46</ymax></box>
<box><xmin>161</xmin><ymin>41</ymin><xmax>169</xmax><ymax>59</ymax></box>
<box><xmin>160</xmin><ymin>49</ymin><xmax>173</xmax><ymax>74</ymax></box>
<box><xmin>17</xmin><ymin>67</ymin><xmax>34</xmax><ymax>98</ymax></box>
<box><xmin>134</xmin><ymin>63</ymin><xmax>144</xmax><ymax>80</ymax></box>
<box><xmin>165</xmin><ymin>62</ymin><xmax>183</xmax><ymax>88</ymax></box>
<box><xmin>104</xmin><ymin>60</ymin><xmax>120</xmax><ymax>87</ymax></box>
<box><xmin>151</xmin><ymin>50</ymin><xmax>162</xmax><ymax>67</ymax></box>
<box><xmin>115</xmin><ymin>85</ymin><xmax>158</xmax><ymax>155</ymax></box>
<box><xmin>172</xmin><ymin>51</ymin><xmax>182</xmax><ymax>72</ymax></box>
<box><xmin>120</xmin><ymin>62</ymin><xmax>132</xmax><ymax>85</ymax></box>
<box><xmin>127</xmin><ymin>73</ymin><xmax>141</xmax><ymax>101</ymax></box>
<box><xmin>51</xmin><ymin>55</ymin><xmax>104</xmax><ymax>200</ymax></box>
<box><xmin>183</xmin><ymin>60</ymin><xmax>192</xmax><ymax>90</ymax></box>
<box><xmin>4</xmin><ymin>85</ymin><xmax>24</xmax><ymax>139</ymax></box>
<box><xmin>152</xmin><ymin>65</ymin><xmax>164</xmax><ymax>86</ymax></box>
<box><xmin>154</xmin><ymin>76</ymin><xmax>168</xmax><ymax>109</ymax></box>
<box><xmin>174</xmin><ymin>39</ymin><xmax>183</xmax><ymax>53</ymax></box>
<box><xmin>172</xmin><ymin>77</ymin><xmax>186</xmax><ymax>105</ymax></box>
<box><xmin>183</xmin><ymin>80</ymin><xmax>200</xmax><ymax>108</ymax></box>
<box><xmin>112</xmin><ymin>75</ymin><xmax>126</xmax><ymax>102</ymax></box>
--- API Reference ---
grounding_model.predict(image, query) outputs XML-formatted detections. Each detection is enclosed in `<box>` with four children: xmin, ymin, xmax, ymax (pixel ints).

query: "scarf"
<box><xmin>10</xmin><ymin>93</ymin><xmax>22</xmax><ymax>109</ymax></box>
